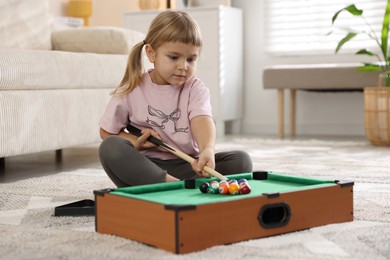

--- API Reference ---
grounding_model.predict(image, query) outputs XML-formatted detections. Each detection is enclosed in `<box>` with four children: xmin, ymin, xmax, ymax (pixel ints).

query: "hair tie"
<box><xmin>143</xmin><ymin>40</ymin><xmax>147</xmax><ymax>45</ymax></box>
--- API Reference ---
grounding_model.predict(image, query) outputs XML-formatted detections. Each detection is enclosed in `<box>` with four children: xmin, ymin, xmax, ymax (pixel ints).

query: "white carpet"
<box><xmin>0</xmin><ymin>137</ymin><xmax>389</xmax><ymax>259</ymax></box>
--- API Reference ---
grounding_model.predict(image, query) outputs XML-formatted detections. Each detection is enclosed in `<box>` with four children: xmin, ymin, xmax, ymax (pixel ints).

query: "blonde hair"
<box><xmin>112</xmin><ymin>10</ymin><xmax>203</xmax><ymax>96</ymax></box>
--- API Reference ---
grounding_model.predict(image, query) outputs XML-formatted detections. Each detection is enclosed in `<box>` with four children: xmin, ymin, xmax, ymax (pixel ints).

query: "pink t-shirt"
<box><xmin>99</xmin><ymin>71</ymin><xmax>213</xmax><ymax>160</ymax></box>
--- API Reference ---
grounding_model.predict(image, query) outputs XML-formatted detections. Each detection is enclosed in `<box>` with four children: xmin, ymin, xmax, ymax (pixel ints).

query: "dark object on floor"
<box><xmin>54</xmin><ymin>199</ymin><xmax>95</xmax><ymax>216</ymax></box>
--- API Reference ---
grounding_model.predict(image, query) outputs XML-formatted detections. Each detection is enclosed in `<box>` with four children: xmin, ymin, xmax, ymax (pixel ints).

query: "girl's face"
<box><xmin>146</xmin><ymin>41</ymin><xmax>200</xmax><ymax>86</ymax></box>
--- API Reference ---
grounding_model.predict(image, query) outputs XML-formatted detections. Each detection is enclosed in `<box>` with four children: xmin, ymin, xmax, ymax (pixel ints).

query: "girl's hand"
<box><xmin>133</xmin><ymin>128</ymin><xmax>161</xmax><ymax>150</ymax></box>
<box><xmin>191</xmin><ymin>147</ymin><xmax>215</xmax><ymax>178</ymax></box>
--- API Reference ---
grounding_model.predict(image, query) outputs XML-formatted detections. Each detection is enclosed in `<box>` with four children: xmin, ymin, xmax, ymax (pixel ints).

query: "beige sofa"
<box><xmin>0</xmin><ymin>0</ymin><xmax>144</xmax><ymax>167</ymax></box>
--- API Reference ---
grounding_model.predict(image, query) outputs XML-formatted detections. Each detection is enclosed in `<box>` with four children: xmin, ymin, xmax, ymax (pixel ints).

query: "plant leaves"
<box><xmin>332</xmin><ymin>4</ymin><xmax>363</xmax><ymax>24</ymax></box>
<box><xmin>335</xmin><ymin>33</ymin><xmax>357</xmax><ymax>53</ymax></box>
<box><xmin>356</xmin><ymin>63</ymin><xmax>381</xmax><ymax>71</ymax></box>
<box><xmin>381</xmin><ymin>0</ymin><xmax>390</xmax><ymax>62</ymax></box>
<box><xmin>345</xmin><ymin>4</ymin><xmax>364</xmax><ymax>15</ymax></box>
<box><xmin>331</xmin><ymin>1</ymin><xmax>390</xmax><ymax>73</ymax></box>
<box><xmin>356</xmin><ymin>49</ymin><xmax>376</xmax><ymax>56</ymax></box>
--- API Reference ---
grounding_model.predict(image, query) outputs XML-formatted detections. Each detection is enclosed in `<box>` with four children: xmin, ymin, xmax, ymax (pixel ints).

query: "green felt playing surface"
<box><xmin>109</xmin><ymin>172</ymin><xmax>336</xmax><ymax>206</ymax></box>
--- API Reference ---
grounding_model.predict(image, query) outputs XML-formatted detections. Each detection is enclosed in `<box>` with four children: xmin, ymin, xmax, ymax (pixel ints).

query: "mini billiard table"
<box><xmin>94</xmin><ymin>171</ymin><xmax>353</xmax><ymax>254</ymax></box>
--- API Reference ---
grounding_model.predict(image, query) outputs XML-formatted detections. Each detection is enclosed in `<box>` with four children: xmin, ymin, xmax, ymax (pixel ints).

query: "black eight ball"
<box><xmin>199</xmin><ymin>182</ymin><xmax>210</xmax><ymax>193</ymax></box>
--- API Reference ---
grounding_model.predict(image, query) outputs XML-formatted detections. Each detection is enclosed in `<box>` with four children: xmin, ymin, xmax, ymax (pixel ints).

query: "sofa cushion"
<box><xmin>263</xmin><ymin>64</ymin><xmax>380</xmax><ymax>90</ymax></box>
<box><xmin>51</xmin><ymin>27</ymin><xmax>145</xmax><ymax>54</ymax></box>
<box><xmin>0</xmin><ymin>0</ymin><xmax>52</xmax><ymax>50</ymax></box>
<box><xmin>0</xmin><ymin>49</ymin><xmax>128</xmax><ymax>90</ymax></box>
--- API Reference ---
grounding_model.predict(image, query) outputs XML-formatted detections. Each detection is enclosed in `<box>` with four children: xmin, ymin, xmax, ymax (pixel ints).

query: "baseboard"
<box><xmin>242</xmin><ymin>122</ymin><xmax>365</xmax><ymax>137</ymax></box>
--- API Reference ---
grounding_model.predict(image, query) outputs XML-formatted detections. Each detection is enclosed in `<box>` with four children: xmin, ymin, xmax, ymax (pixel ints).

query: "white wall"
<box><xmin>232</xmin><ymin>0</ymin><xmax>367</xmax><ymax>137</ymax></box>
<box><xmin>49</xmin><ymin>0</ymin><xmax>367</xmax><ymax>137</ymax></box>
<box><xmin>49</xmin><ymin>0</ymin><xmax>166</xmax><ymax>27</ymax></box>
<box><xmin>90</xmin><ymin>0</ymin><xmax>143</xmax><ymax>27</ymax></box>
<box><xmin>48</xmin><ymin>0</ymin><xmax>67</xmax><ymax>16</ymax></box>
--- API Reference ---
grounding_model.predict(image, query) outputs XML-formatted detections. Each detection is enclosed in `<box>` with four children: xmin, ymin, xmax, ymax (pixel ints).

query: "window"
<box><xmin>264</xmin><ymin>0</ymin><xmax>387</xmax><ymax>55</ymax></box>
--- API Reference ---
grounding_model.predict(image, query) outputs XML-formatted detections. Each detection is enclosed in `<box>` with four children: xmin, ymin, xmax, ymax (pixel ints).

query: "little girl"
<box><xmin>99</xmin><ymin>10</ymin><xmax>252</xmax><ymax>187</ymax></box>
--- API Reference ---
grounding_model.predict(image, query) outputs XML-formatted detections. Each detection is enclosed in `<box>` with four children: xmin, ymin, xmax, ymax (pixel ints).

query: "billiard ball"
<box><xmin>218</xmin><ymin>183</ymin><xmax>230</xmax><ymax>195</ymax></box>
<box><xmin>210</xmin><ymin>180</ymin><xmax>219</xmax><ymax>187</ymax></box>
<box><xmin>229</xmin><ymin>183</ymin><xmax>240</xmax><ymax>195</ymax></box>
<box><xmin>238</xmin><ymin>178</ymin><xmax>248</xmax><ymax>184</ymax></box>
<box><xmin>208</xmin><ymin>186</ymin><xmax>219</xmax><ymax>194</ymax></box>
<box><xmin>240</xmin><ymin>183</ymin><xmax>252</xmax><ymax>194</ymax></box>
<box><xmin>219</xmin><ymin>180</ymin><xmax>229</xmax><ymax>185</ymax></box>
<box><xmin>228</xmin><ymin>179</ymin><xmax>238</xmax><ymax>185</ymax></box>
<box><xmin>208</xmin><ymin>181</ymin><xmax>219</xmax><ymax>194</ymax></box>
<box><xmin>199</xmin><ymin>182</ymin><xmax>210</xmax><ymax>193</ymax></box>
<box><xmin>238</xmin><ymin>179</ymin><xmax>248</xmax><ymax>189</ymax></box>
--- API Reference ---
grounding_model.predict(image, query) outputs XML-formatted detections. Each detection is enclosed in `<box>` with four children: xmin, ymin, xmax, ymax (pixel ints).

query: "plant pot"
<box><xmin>364</xmin><ymin>86</ymin><xmax>390</xmax><ymax>146</ymax></box>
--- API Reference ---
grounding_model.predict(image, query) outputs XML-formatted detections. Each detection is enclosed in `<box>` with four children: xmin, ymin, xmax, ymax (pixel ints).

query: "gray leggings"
<box><xmin>99</xmin><ymin>136</ymin><xmax>253</xmax><ymax>187</ymax></box>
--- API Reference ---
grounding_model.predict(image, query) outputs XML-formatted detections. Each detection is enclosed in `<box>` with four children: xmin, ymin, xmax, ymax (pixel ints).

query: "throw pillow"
<box><xmin>0</xmin><ymin>0</ymin><xmax>52</xmax><ymax>50</ymax></box>
<box><xmin>51</xmin><ymin>27</ymin><xmax>145</xmax><ymax>54</ymax></box>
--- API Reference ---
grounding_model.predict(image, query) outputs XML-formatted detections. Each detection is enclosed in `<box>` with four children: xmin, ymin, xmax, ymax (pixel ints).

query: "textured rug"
<box><xmin>0</xmin><ymin>137</ymin><xmax>389</xmax><ymax>259</ymax></box>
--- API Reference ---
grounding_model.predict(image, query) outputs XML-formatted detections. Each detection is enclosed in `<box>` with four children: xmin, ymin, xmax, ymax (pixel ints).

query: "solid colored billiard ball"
<box><xmin>228</xmin><ymin>179</ymin><xmax>238</xmax><ymax>185</ymax></box>
<box><xmin>238</xmin><ymin>178</ymin><xmax>248</xmax><ymax>184</ymax></box>
<box><xmin>199</xmin><ymin>182</ymin><xmax>210</xmax><ymax>193</ymax></box>
<box><xmin>229</xmin><ymin>183</ymin><xmax>240</xmax><ymax>195</ymax></box>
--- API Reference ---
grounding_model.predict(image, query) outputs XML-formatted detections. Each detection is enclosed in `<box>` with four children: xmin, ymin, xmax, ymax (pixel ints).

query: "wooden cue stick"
<box><xmin>158</xmin><ymin>142</ymin><xmax>228</xmax><ymax>181</ymax></box>
<box><xmin>126</xmin><ymin>125</ymin><xmax>228</xmax><ymax>181</ymax></box>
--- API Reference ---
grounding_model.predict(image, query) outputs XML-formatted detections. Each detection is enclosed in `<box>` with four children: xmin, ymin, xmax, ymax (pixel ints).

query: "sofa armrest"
<box><xmin>51</xmin><ymin>26</ymin><xmax>145</xmax><ymax>54</ymax></box>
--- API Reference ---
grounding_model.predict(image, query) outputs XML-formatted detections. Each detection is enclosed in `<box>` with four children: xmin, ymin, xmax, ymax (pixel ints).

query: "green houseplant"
<box><xmin>331</xmin><ymin>0</ymin><xmax>390</xmax><ymax>75</ymax></box>
<box><xmin>332</xmin><ymin>1</ymin><xmax>390</xmax><ymax>146</ymax></box>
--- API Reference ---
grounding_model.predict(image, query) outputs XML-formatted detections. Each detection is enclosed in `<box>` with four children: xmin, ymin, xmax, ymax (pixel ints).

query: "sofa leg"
<box><xmin>0</xmin><ymin>157</ymin><xmax>4</xmax><ymax>173</ymax></box>
<box><xmin>55</xmin><ymin>149</ymin><xmax>62</xmax><ymax>164</ymax></box>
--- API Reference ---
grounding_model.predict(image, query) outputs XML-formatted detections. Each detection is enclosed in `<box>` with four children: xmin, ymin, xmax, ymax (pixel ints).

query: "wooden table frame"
<box><xmin>95</xmin><ymin>174</ymin><xmax>354</xmax><ymax>254</ymax></box>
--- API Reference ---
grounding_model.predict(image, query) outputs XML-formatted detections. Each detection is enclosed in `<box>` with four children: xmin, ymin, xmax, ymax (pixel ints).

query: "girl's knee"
<box><xmin>235</xmin><ymin>150</ymin><xmax>253</xmax><ymax>172</ymax></box>
<box><xmin>216</xmin><ymin>150</ymin><xmax>253</xmax><ymax>175</ymax></box>
<box><xmin>100</xmin><ymin>135</ymin><xmax>124</xmax><ymax>148</ymax></box>
<box><xmin>99</xmin><ymin>136</ymin><xmax>131</xmax><ymax>162</ymax></box>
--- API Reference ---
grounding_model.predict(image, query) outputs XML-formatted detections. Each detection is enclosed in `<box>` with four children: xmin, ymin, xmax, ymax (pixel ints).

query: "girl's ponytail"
<box><xmin>112</xmin><ymin>40</ymin><xmax>146</xmax><ymax>95</ymax></box>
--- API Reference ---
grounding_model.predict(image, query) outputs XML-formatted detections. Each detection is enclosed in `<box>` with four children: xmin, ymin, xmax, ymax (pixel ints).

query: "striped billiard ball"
<box><xmin>208</xmin><ymin>181</ymin><xmax>219</xmax><ymax>194</ymax></box>
<box><xmin>229</xmin><ymin>183</ymin><xmax>240</xmax><ymax>195</ymax></box>
<box><xmin>218</xmin><ymin>182</ymin><xmax>230</xmax><ymax>195</ymax></box>
<box><xmin>238</xmin><ymin>178</ymin><xmax>248</xmax><ymax>184</ymax></box>
<box><xmin>240</xmin><ymin>183</ymin><xmax>252</xmax><ymax>194</ymax></box>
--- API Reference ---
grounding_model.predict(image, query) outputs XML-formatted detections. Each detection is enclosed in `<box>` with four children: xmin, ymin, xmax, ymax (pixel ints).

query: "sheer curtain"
<box><xmin>263</xmin><ymin>0</ymin><xmax>387</xmax><ymax>55</ymax></box>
